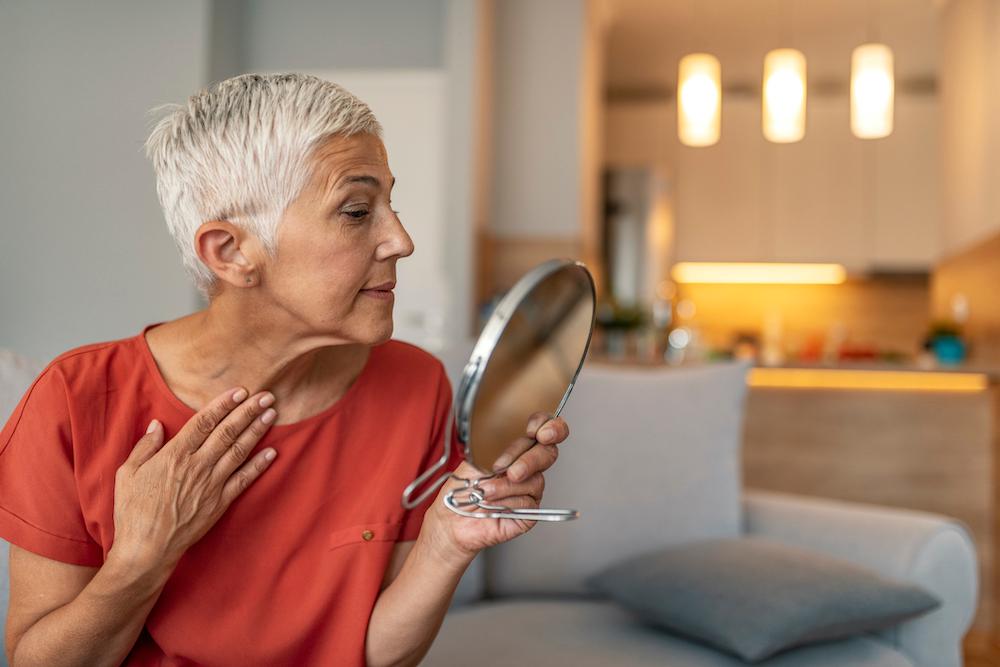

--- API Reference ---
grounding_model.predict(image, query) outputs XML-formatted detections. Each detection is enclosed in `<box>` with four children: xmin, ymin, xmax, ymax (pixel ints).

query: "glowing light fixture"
<box><xmin>762</xmin><ymin>48</ymin><xmax>807</xmax><ymax>143</ymax></box>
<box><xmin>851</xmin><ymin>43</ymin><xmax>894</xmax><ymax>139</ymax></box>
<box><xmin>671</xmin><ymin>262</ymin><xmax>846</xmax><ymax>285</ymax></box>
<box><xmin>678</xmin><ymin>53</ymin><xmax>721</xmax><ymax>147</ymax></box>
<box><xmin>749</xmin><ymin>368</ymin><xmax>988</xmax><ymax>393</ymax></box>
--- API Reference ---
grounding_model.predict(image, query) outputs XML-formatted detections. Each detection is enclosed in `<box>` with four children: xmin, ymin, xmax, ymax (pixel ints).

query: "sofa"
<box><xmin>424</xmin><ymin>358</ymin><xmax>979</xmax><ymax>667</ymax></box>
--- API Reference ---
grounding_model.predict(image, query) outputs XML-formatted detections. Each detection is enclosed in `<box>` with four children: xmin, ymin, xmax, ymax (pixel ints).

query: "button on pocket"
<box><xmin>328</xmin><ymin>521</ymin><xmax>402</xmax><ymax>551</ymax></box>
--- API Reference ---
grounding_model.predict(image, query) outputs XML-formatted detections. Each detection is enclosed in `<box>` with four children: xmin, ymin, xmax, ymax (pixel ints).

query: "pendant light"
<box><xmin>762</xmin><ymin>48</ymin><xmax>807</xmax><ymax>143</ymax></box>
<box><xmin>677</xmin><ymin>53</ymin><xmax>721</xmax><ymax>147</ymax></box>
<box><xmin>851</xmin><ymin>43</ymin><xmax>894</xmax><ymax>138</ymax></box>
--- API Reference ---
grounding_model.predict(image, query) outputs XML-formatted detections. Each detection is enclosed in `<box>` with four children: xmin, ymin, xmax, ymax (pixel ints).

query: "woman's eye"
<box><xmin>344</xmin><ymin>209</ymin><xmax>369</xmax><ymax>220</ymax></box>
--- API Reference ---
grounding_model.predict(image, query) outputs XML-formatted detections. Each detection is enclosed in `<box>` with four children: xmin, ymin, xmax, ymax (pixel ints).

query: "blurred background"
<box><xmin>2</xmin><ymin>0</ymin><xmax>999</xmax><ymax>661</ymax></box>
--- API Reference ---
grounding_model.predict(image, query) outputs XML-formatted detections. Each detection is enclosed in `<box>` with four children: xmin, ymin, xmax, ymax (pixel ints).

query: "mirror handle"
<box><xmin>401</xmin><ymin>410</ymin><xmax>455</xmax><ymax>510</ymax></box>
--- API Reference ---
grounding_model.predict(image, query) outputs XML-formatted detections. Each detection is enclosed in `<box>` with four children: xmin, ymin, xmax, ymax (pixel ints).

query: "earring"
<box><xmin>245</xmin><ymin>275</ymin><xmax>255</xmax><ymax>285</ymax></box>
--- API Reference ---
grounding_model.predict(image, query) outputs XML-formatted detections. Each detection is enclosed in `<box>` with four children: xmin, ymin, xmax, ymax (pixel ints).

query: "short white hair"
<box><xmin>145</xmin><ymin>72</ymin><xmax>383</xmax><ymax>297</ymax></box>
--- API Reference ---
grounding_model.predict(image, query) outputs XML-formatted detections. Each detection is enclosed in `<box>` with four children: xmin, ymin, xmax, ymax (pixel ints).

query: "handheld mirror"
<box><xmin>401</xmin><ymin>259</ymin><xmax>596</xmax><ymax>521</ymax></box>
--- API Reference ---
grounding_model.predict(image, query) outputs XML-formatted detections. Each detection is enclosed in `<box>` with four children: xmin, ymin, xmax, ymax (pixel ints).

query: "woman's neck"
<box><xmin>145</xmin><ymin>302</ymin><xmax>370</xmax><ymax>425</ymax></box>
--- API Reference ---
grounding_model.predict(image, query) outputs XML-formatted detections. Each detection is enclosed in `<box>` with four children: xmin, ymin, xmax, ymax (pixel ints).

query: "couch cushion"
<box><xmin>585</xmin><ymin>537</ymin><xmax>940</xmax><ymax>663</ymax></box>
<box><xmin>486</xmin><ymin>361</ymin><xmax>750</xmax><ymax>596</ymax></box>
<box><xmin>425</xmin><ymin>599</ymin><xmax>915</xmax><ymax>667</ymax></box>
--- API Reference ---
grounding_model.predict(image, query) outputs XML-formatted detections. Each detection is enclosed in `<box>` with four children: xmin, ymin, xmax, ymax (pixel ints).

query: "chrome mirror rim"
<box><xmin>455</xmin><ymin>258</ymin><xmax>597</xmax><ymax>473</ymax></box>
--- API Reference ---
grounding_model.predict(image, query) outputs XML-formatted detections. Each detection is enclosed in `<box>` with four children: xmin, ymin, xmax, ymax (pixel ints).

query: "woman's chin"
<box><xmin>367</xmin><ymin>321</ymin><xmax>394</xmax><ymax>345</ymax></box>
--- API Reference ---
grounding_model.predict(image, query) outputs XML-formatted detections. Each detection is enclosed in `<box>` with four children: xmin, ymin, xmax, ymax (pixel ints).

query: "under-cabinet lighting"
<box><xmin>671</xmin><ymin>262</ymin><xmax>847</xmax><ymax>285</ymax></box>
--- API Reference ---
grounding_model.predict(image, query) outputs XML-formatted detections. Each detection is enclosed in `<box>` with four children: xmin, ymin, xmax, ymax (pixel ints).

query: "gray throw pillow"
<box><xmin>585</xmin><ymin>537</ymin><xmax>940</xmax><ymax>663</ymax></box>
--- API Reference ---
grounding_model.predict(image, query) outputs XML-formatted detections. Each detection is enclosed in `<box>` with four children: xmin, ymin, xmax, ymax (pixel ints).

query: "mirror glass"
<box><xmin>460</xmin><ymin>261</ymin><xmax>595</xmax><ymax>475</ymax></box>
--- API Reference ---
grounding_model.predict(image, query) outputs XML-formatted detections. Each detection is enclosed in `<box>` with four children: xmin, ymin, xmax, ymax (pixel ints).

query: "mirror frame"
<box><xmin>401</xmin><ymin>258</ymin><xmax>596</xmax><ymax>520</ymax></box>
<box><xmin>454</xmin><ymin>258</ymin><xmax>597</xmax><ymax>473</ymax></box>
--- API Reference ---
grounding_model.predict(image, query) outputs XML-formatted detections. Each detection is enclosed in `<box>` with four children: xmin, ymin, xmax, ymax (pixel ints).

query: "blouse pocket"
<box><xmin>328</xmin><ymin>520</ymin><xmax>403</xmax><ymax>552</ymax></box>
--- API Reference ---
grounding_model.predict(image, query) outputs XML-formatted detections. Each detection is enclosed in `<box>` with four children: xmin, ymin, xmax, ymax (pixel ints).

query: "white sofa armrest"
<box><xmin>743</xmin><ymin>489</ymin><xmax>978</xmax><ymax>667</ymax></box>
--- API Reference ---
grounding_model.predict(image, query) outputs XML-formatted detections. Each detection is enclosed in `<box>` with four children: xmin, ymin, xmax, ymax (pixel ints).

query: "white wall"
<box><xmin>239</xmin><ymin>0</ymin><xmax>446</xmax><ymax>72</ymax></box>
<box><xmin>491</xmin><ymin>0</ymin><xmax>586</xmax><ymax>240</ymax></box>
<box><xmin>0</xmin><ymin>0</ymin><xmax>210</xmax><ymax>362</ymax></box>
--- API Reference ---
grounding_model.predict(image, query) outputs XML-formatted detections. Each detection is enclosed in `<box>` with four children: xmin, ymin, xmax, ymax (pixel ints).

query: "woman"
<box><xmin>0</xmin><ymin>73</ymin><xmax>570</xmax><ymax>666</ymax></box>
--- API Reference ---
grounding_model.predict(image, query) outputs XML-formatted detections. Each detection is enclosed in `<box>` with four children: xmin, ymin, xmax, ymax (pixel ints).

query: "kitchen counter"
<box><xmin>588</xmin><ymin>352</ymin><xmax>1000</xmax><ymax>388</ymax></box>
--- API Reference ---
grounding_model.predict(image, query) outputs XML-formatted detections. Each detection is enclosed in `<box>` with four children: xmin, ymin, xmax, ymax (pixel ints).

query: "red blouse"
<box><xmin>0</xmin><ymin>322</ymin><xmax>462</xmax><ymax>665</ymax></box>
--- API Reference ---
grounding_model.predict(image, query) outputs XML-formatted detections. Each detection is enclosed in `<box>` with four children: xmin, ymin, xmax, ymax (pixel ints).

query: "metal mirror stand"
<box><xmin>400</xmin><ymin>410</ymin><xmax>579</xmax><ymax>521</ymax></box>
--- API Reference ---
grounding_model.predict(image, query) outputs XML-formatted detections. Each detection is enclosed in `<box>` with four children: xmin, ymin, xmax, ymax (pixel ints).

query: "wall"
<box><xmin>932</xmin><ymin>229</ymin><xmax>1000</xmax><ymax>363</ymax></box>
<box><xmin>0</xmin><ymin>0</ymin><xmax>210</xmax><ymax>362</ymax></box>
<box><xmin>939</xmin><ymin>0</ymin><xmax>1000</xmax><ymax>255</ymax></box>
<box><xmin>239</xmin><ymin>0</ymin><xmax>446</xmax><ymax>72</ymax></box>
<box><xmin>491</xmin><ymin>0</ymin><xmax>583</xmax><ymax>240</ymax></box>
<box><xmin>933</xmin><ymin>0</ymin><xmax>1000</xmax><ymax>362</ymax></box>
<box><xmin>680</xmin><ymin>280</ymin><xmax>931</xmax><ymax>357</ymax></box>
<box><xmin>483</xmin><ymin>0</ymin><xmax>604</xmax><ymax>303</ymax></box>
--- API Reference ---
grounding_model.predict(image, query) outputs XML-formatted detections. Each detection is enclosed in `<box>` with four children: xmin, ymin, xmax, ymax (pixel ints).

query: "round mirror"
<box><xmin>401</xmin><ymin>259</ymin><xmax>596</xmax><ymax>522</ymax></box>
<box><xmin>456</xmin><ymin>259</ymin><xmax>596</xmax><ymax>475</ymax></box>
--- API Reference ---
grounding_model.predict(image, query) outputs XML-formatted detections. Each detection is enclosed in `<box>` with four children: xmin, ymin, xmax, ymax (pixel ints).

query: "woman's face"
<box><xmin>258</xmin><ymin>132</ymin><xmax>414</xmax><ymax>345</ymax></box>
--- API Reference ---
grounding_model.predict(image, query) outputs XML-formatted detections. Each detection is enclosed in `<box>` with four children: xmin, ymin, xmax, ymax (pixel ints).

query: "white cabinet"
<box><xmin>674</xmin><ymin>97</ymin><xmax>766</xmax><ymax>262</ymax></box>
<box><xmin>606</xmin><ymin>94</ymin><xmax>940</xmax><ymax>272</ymax></box>
<box><xmin>771</xmin><ymin>96</ymin><xmax>868</xmax><ymax>270</ymax></box>
<box><xmin>873</xmin><ymin>95</ymin><xmax>940</xmax><ymax>269</ymax></box>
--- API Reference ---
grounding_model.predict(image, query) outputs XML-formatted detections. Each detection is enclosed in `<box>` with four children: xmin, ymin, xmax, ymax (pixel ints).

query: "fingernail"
<box><xmin>259</xmin><ymin>393</ymin><xmax>275</xmax><ymax>408</ymax></box>
<box><xmin>538</xmin><ymin>426</ymin><xmax>555</xmax><ymax>442</ymax></box>
<box><xmin>146</xmin><ymin>419</ymin><xmax>158</xmax><ymax>434</ymax></box>
<box><xmin>260</xmin><ymin>408</ymin><xmax>277</xmax><ymax>424</ymax></box>
<box><xmin>509</xmin><ymin>463</ymin><xmax>524</xmax><ymax>480</ymax></box>
<box><xmin>232</xmin><ymin>388</ymin><xmax>248</xmax><ymax>402</ymax></box>
<box><xmin>264</xmin><ymin>448</ymin><xmax>277</xmax><ymax>461</ymax></box>
<box><xmin>493</xmin><ymin>455</ymin><xmax>512</xmax><ymax>471</ymax></box>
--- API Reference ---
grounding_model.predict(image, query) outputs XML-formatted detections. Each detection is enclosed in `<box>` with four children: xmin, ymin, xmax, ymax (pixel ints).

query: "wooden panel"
<box><xmin>743</xmin><ymin>385</ymin><xmax>994</xmax><ymax>633</ymax></box>
<box><xmin>485</xmin><ymin>235</ymin><xmax>582</xmax><ymax>295</ymax></box>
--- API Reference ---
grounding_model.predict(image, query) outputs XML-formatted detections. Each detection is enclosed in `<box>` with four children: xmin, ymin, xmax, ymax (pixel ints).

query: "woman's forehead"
<box><xmin>310</xmin><ymin>133</ymin><xmax>393</xmax><ymax>194</ymax></box>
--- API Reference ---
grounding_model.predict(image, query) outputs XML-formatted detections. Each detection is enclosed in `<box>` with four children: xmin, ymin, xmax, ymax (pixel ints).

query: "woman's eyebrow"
<box><xmin>337</xmin><ymin>175</ymin><xmax>396</xmax><ymax>189</ymax></box>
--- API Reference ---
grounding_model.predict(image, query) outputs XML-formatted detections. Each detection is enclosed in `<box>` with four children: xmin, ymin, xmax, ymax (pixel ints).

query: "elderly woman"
<box><xmin>0</xmin><ymin>73</ymin><xmax>570</xmax><ymax>666</ymax></box>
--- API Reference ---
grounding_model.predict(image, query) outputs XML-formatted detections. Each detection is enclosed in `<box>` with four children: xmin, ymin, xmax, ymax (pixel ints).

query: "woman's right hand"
<box><xmin>110</xmin><ymin>387</ymin><xmax>279</xmax><ymax>571</ymax></box>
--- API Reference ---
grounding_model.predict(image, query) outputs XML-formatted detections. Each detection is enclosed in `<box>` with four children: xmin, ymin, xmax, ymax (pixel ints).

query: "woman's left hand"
<box><xmin>420</xmin><ymin>412</ymin><xmax>570</xmax><ymax>566</ymax></box>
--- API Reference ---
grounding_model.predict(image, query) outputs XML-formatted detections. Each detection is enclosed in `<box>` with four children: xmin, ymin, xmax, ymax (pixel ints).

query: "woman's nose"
<box><xmin>379</xmin><ymin>213</ymin><xmax>415</xmax><ymax>259</ymax></box>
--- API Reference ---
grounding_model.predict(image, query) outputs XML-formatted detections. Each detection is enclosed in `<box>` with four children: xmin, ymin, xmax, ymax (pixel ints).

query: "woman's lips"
<box><xmin>360</xmin><ymin>288</ymin><xmax>394</xmax><ymax>301</ymax></box>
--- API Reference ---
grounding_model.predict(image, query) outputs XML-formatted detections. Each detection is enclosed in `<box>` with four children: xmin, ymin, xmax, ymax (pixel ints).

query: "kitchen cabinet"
<box><xmin>606</xmin><ymin>93</ymin><xmax>940</xmax><ymax>271</ymax></box>
<box><xmin>770</xmin><ymin>96</ymin><xmax>868</xmax><ymax>269</ymax></box>
<box><xmin>873</xmin><ymin>94</ymin><xmax>940</xmax><ymax>270</ymax></box>
<box><xmin>673</xmin><ymin>97</ymin><xmax>766</xmax><ymax>262</ymax></box>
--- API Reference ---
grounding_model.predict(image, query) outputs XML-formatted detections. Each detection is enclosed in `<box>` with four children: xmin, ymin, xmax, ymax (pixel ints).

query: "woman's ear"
<box><xmin>195</xmin><ymin>221</ymin><xmax>261</xmax><ymax>289</ymax></box>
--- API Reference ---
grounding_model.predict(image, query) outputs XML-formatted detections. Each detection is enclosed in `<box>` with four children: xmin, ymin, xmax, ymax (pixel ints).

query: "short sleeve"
<box><xmin>0</xmin><ymin>365</ymin><xmax>103</xmax><ymax>566</ymax></box>
<box><xmin>398</xmin><ymin>363</ymin><xmax>462</xmax><ymax>542</ymax></box>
